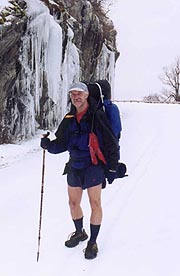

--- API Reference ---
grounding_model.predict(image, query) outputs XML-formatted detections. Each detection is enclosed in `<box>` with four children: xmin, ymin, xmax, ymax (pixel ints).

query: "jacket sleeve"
<box><xmin>94</xmin><ymin>110</ymin><xmax>119</xmax><ymax>170</ymax></box>
<box><xmin>46</xmin><ymin>117</ymin><xmax>69</xmax><ymax>154</ymax></box>
<box><xmin>46</xmin><ymin>139</ymin><xmax>67</xmax><ymax>154</ymax></box>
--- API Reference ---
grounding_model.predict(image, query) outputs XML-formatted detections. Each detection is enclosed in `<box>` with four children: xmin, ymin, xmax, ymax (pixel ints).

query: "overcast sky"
<box><xmin>110</xmin><ymin>0</ymin><xmax>180</xmax><ymax>100</ymax></box>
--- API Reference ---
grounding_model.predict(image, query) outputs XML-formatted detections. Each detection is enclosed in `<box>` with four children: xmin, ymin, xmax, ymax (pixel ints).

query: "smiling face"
<box><xmin>69</xmin><ymin>90</ymin><xmax>89</xmax><ymax>113</ymax></box>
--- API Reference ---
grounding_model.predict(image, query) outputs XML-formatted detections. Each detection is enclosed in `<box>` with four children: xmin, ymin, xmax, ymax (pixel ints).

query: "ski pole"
<box><xmin>37</xmin><ymin>132</ymin><xmax>50</xmax><ymax>262</ymax></box>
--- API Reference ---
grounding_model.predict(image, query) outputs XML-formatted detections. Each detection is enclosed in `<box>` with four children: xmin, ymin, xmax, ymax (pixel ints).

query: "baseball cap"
<box><xmin>68</xmin><ymin>82</ymin><xmax>89</xmax><ymax>93</ymax></box>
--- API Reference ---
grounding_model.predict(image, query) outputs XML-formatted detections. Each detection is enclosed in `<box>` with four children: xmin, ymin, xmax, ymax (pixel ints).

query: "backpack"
<box><xmin>86</xmin><ymin>79</ymin><xmax>127</xmax><ymax>179</ymax></box>
<box><xmin>86</xmin><ymin>80</ymin><xmax>122</xmax><ymax>139</ymax></box>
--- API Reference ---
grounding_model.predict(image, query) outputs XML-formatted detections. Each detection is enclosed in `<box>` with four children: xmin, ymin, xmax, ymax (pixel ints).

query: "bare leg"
<box><xmin>67</xmin><ymin>186</ymin><xmax>83</xmax><ymax>220</ymax></box>
<box><xmin>65</xmin><ymin>186</ymin><xmax>88</xmax><ymax>248</ymax></box>
<box><xmin>87</xmin><ymin>184</ymin><xmax>102</xmax><ymax>225</ymax></box>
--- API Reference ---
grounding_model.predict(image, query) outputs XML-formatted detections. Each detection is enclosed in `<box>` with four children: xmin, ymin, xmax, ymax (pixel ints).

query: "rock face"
<box><xmin>0</xmin><ymin>18</ymin><xmax>27</xmax><ymax>143</ymax></box>
<box><xmin>0</xmin><ymin>0</ymin><xmax>119</xmax><ymax>144</ymax></box>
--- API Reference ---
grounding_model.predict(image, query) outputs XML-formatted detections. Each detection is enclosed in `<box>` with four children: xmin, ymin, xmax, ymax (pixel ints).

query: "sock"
<box><xmin>89</xmin><ymin>224</ymin><xmax>101</xmax><ymax>243</ymax></box>
<box><xmin>73</xmin><ymin>217</ymin><xmax>83</xmax><ymax>232</ymax></box>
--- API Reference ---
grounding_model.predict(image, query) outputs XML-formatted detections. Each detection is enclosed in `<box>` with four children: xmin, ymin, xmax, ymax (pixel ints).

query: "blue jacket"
<box><xmin>45</xmin><ymin>106</ymin><xmax>119</xmax><ymax>170</ymax></box>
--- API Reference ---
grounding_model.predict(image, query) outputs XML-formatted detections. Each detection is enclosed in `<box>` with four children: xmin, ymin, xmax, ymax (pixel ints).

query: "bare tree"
<box><xmin>159</xmin><ymin>57</ymin><xmax>180</xmax><ymax>101</ymax></box>
<box><xmin>90</xmin><ymin>0</ymin><xmax>115</xmax><ymax>15</ymax></box>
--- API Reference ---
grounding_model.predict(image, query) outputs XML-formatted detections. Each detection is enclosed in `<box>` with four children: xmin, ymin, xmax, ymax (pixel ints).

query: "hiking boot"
<box><xmin>65</xmin><ymin>229</ymin><xmax>88</xmax><ymax>248</ymax></box>
<box><xmin>84</xmin><ymin>241</ymin><xmax>98</xmax><ymax>259</ymax></box>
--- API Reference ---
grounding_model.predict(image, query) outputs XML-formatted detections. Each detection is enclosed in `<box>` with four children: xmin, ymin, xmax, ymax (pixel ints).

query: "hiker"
<box><xmin>40</xmin><ymin>82</ymin><xmax>119</xmax><ymax>259</ymax></box>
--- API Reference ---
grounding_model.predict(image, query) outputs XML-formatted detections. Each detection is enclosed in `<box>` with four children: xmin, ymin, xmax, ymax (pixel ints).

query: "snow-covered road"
<box><xmin>0</xmin><ymin>102</ymin><xmax>180</xmax><ymax>276</ymax></box>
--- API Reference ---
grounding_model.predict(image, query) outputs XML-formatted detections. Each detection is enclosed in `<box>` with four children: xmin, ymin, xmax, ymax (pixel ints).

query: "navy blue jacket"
<box><xmin>45</xmin><ymin>105</ymin><xmax>119</xmax><ymax>170</ymax></box>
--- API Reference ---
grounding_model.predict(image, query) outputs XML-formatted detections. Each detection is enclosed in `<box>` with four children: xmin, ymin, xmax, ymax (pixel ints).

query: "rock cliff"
<box><xmin>0</xmin><ymin>0</ymin><xmax>119</xmax><ymax>143</ymax></box>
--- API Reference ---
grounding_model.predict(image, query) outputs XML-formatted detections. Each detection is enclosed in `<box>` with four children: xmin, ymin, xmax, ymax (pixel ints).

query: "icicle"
<box><xmin>18</xmin><ymin>0</ymin><xmax>80</xmax><ymax>138</ymax></box>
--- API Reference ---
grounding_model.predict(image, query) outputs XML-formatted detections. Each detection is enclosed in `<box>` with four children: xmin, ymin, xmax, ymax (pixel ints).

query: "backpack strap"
<box><xmin>91</xmin><ymin>82</ymin><xmax>105</xmax><ymax>132</ymax></box>
<box><xmin>95</xmin><ymin>82</ymin><xmax>104</xmax><ymax>110</ymax></box>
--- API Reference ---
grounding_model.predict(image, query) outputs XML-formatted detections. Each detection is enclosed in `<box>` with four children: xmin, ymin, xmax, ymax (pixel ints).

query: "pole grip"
<box><xmin>42</xmin><ymin>131</ymin><xmax>50</xmax><ymax>138</ymax></box>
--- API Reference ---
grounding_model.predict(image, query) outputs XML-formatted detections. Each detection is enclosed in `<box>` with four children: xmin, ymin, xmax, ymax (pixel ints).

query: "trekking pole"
<box><xmin>37</xmin><ymin>132</ymin><xmax>50</xmax><ymax>262</ymax></box>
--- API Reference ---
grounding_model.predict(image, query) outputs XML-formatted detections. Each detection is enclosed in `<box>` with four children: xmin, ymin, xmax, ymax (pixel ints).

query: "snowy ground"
<box><xmin>1</xmin><ymin>102</ymin><xmax>180</xmax><ymax>276</ymax></box>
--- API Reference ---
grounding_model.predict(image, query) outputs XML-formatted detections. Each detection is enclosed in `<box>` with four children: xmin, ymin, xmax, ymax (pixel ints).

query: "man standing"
<box><xmin>41</xmin><ymin>82</ymin><xmax>119</xmax><ymax>259</ymax></box>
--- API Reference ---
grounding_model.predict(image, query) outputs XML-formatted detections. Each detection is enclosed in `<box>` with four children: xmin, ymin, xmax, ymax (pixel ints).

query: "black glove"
<box><xmin>106</xmin><ymin>169</ymin><xmax>117</xmax><ymax>184</ymax></box>
<box><xmin>40</xmin><ymin>137</ymin><xmax>50</xmax><ymax>149</ymax></box>
<box><xmin>117</xmin><ymin>162</ymin><xmax>127</xmax><ymax>178</ymax></box>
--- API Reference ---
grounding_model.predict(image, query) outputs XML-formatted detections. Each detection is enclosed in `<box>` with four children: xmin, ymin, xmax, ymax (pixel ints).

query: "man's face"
<box><xmin>70</xmin><ymin>90</ymin><xmax>89</xmax><ymax>110</ymax></box>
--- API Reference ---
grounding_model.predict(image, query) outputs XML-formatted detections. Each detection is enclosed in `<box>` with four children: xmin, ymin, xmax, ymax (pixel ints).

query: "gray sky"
<box><xmin>110</xmin><ymin>0</ymin><xmax>180</xmax><ymax>100</ymax></box>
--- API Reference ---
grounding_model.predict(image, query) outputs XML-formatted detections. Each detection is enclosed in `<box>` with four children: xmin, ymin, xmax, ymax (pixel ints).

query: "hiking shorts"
<box><xmin>67</xmin><ymin>164</ymin><xmax>105</xmax><ymax>190</ymax></box>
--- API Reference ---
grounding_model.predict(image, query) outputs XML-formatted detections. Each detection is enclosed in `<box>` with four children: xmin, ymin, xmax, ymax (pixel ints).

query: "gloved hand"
<box><xmin>117</xmin><ymin>162</ymin><xmax>127</xmax><ymax>178</ymax></box>
<box><xmin>40</xmin><ymin>137</ymin><xmax>50</xmax><ymax>149</ymax></box>
<box><xmin>106</xmin><ymin>169</ymin><xmax>117</xmax><ymax>184</ymax></box>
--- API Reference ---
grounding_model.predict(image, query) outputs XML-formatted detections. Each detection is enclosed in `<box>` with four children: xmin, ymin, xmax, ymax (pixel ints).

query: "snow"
<box><xmin>1</xmin><ymin>102</ymin><xmax>180</xmax><ymax>275</ymax></box>
<box><xmin>18</xmin><ymin>0</ymin><xmax>80</xmax><ymax>135</ymax></box>
<box><xmin>22</xmin><ymin>0</ymin><xmax>64</xmax><ymax>118</ymax></box>
<box><xmin>1</xmin><ymin>0</ymin><xmax>180</xmax><ymax>274</ymax></box>
<box><xmin>0</xmin><ymin>0</ymin><xmax>9</xmax><ymax>12</ymax></box>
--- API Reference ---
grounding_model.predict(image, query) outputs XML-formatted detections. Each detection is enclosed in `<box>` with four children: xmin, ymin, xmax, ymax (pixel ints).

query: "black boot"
<box><xmin>65</xmin><ymin>229</ymin><xmax>88</xmax><ymax>248</ymax></box>
<box><xmin>84</xmin><ymin>241</ymin><xmax>98</xmax><ymax>259</ymax></box>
